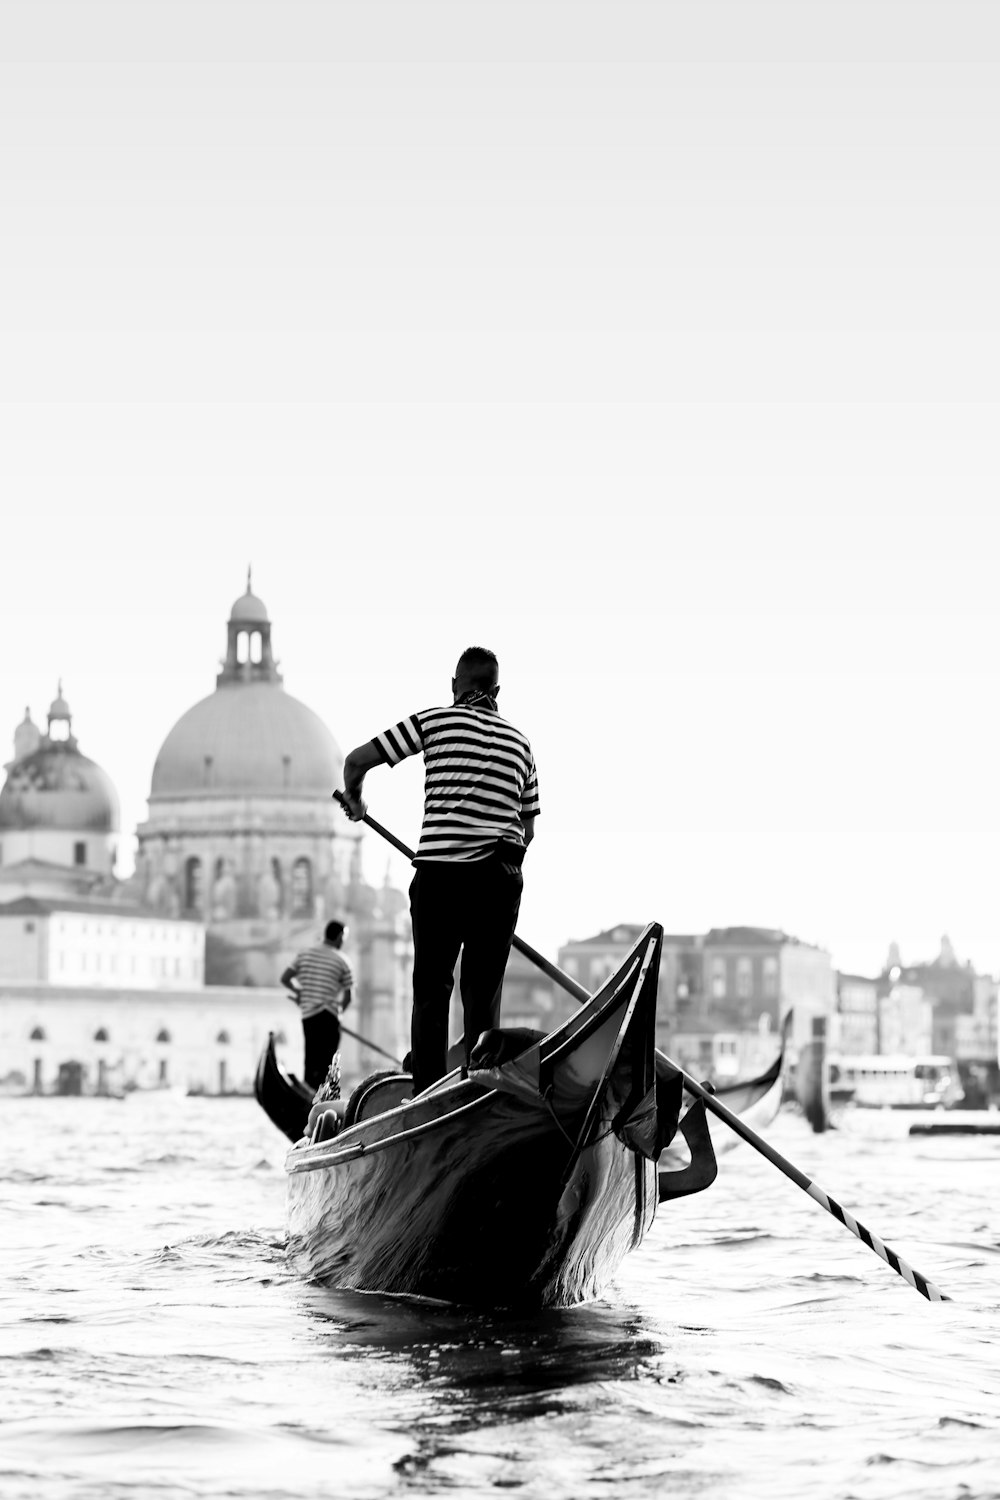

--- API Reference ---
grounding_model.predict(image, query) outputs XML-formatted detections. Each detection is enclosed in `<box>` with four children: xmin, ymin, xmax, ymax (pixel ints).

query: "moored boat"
<box><xmin>283</xmin><ymin>924</ymin><xmax>689</xmax><ymax>1307</ymax></box>
<box><xmin>708</xmin><ymin>1045</ymin><xmax>784</xmax><ymax>1149</ymax></box>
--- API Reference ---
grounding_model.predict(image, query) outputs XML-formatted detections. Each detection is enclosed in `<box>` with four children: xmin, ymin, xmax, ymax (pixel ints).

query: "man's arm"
<box><xmin>340</xmin><ymin>740</ymin><xmax>384</xmax><ymax>821</ymax></box>
<box><xmin>279</xmin><ymin>964</ymin><xmax>299</xmax><ymax>995</ymax></box>
<box><xmin>340</xmin><ymin>985</ymin><xmax>352</xmax><ymax>1014</ymax></box>
<box><xmin>522</xmin><ymin>814</ymin><xmax>536</xmax><ymax>849</ymax></box>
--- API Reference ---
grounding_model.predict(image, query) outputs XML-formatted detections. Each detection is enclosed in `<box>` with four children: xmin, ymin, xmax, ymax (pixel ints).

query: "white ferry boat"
<box><xmin>828</xmin><ymin>1054</ymin><xmax>964</xmax><ymax>1109</ymax></box>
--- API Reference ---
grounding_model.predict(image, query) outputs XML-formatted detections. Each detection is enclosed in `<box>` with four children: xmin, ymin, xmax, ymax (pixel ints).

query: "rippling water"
<box><xmin>2</xmin><ymin>1094</ymin><xmax>998</xmax><ymax>1499</ymax></box>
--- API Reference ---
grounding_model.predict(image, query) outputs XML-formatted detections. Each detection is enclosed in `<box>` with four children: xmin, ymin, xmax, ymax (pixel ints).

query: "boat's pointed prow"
<box><xmin>255</xmin><ymin>1033</ymin><xmax>314</xmax><ymax>1142</ymax></box>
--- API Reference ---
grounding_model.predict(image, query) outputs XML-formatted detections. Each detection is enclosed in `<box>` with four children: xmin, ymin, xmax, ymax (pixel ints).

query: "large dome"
<box><xmin>150</xmin><ymin>682</ymin><xmax>342</xmax><ymax>798</ymax></box>
<box><xmin>0</xmin><ymin>745</ymin><xmax>120</xmax><ymax>832</ymax></box>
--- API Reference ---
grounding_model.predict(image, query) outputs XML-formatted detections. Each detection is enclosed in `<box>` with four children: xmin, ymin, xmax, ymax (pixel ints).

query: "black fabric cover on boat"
<box><xmin>613</xmin><ymin>1063</ymin><xmax>684</xmax><ymax>1161</ymax></box>
<box><xmin>657</xmin><ymin>1097</ymin><xmax>719</xmax><ymax>1202</ymax></box>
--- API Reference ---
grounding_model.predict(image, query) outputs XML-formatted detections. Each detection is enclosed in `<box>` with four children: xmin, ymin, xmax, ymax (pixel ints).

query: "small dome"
<box><xmin>12</xmin><ymin>710</ymin><xmax>41</xmax><ymax>764</ymax></box>
<box><xmin>0</xmin><ymin>744</ymin><xmax>120</xmax><ymax>832</ymax></box>
<box><xmin>48</xmin><ymin>689</ymin><xmax>71</xmax><ymax>721</ymax></box>
<box><xmin>230</xmin><ymin>589</ymin><xmax>269</xmax><ymax>624</ymax></box>
<box><xmin>150</xmin><ymin>682</ymin><xmax>342</xmax><ymax>798</ymax></box>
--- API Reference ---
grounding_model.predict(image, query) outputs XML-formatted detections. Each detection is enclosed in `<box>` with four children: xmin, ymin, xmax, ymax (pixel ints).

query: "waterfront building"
<box><xmin>557</xmin><ymin>924</ymin><xmax>704</xmax><ymax>1057</ymax></box>
<box><xmin>129</xmin><ymin>576</ymin><xmax>413</xmax><ymax>1057</ymax></box>
<box><xmin>490</xmin><ymin>945</ymin><xmax>569</xmax><ymax>1033</ymax></box>
<box><xmin>835</xmin><ymin>971</ymin><xmax>880</xmax><ymax>1054</ymax></box>
<box><xmin>878</xmin><ymin>935</ymin><xmax>976</xmax><ymax>1057</ymax></box>
<box><xmin>699</xmin><ymin>926</ymin><xmax>834</xmax><ymax>1058</ymax></box>
<box><xmin>0</xmin><ymin>897</ymin><xmax>203</xmax><ymax>989</ymax></box>
<box><xmin>953</xmin><ymin>973</ymin><xmax>999</xmax><ymax>1106</ymax></box>
<box><xmin>132</xmin><ymin>577</ymin><xmax>360</xmax><ymax>983</ymax></box>
<box><xmin>0</xmin><ymin>979</ymin><xmax>291</xmax><ymax>1096</ymax></box>
<box><xmin>0</xmin><ymin>578</ymin><xmax>414</xmax><ymax>1093</ymax></box>
<box><xmin>557</xmin><ymin>923</ymin><xmax>832</xmax><ymax>1080</ymax></box>
<box><xmin>878</xmin><ymin>983</ymin><xmax>934</xmax><ymax>1056</ymax></box>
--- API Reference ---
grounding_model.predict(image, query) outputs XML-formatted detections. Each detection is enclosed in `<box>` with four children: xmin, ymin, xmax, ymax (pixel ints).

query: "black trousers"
<box><xmin>302</xmin><ymin>1009</ymin><xmax>341</xmax><ymax>1092</ymax></box>
<box><xmin>408</xmin><ymin>856</ymin><xmax>523</xmax><ymax>1097</ymax></box>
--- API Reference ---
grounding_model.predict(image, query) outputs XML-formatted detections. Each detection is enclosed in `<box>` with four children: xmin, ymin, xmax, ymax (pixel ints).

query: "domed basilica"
<box><xmin>132</xmin><ymin>576</ymin><xmax>407</xmax><ymax>986</ymax></box>
<box><xmin>0</xmin><ymin>579</ymin><xmax>413</xmax><ymax>1094</ymax></box>
<box><xmin>1</xmin><ymin>577</ymin><xmax>410</xmax><ymax>993</ymax></box>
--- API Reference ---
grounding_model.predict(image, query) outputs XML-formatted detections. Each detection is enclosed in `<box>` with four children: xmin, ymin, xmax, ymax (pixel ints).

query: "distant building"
<box><xmin>0</xmin><ymin>688</ymin><xmax>122</xmax><ymax>899</ymax></box>
<box><xmin>878</xmin><ymin>935</ymin><xmax>976</xmax><ymax>1057</ymax></box>
<box><xmin>556</xmin><ymin>922</ymin><xmax>831</xmax><ymax>1080</ymax></box>
<box><xmin>879</xmin><ymin>982</ymin><xmax>934</xmax><ymax>1056</ymax></box>
<box><xmin>556</xmin><ymin>924</ymin><xmax>703</xmax><ymax>1056</ymax></box>
<box><xmin>492</xmin><ymin>945</ymin><xmax>574</xmax><ymax>1033</ymax></box>
<box><xmin>0</xmin><ymin>897</ymin><xmax>203</xmax><ymax>989</ymax></box>
<box><xmin>0</xmin><ymin>577</ymin><xmax>414</xmax><ymax>1091</ymax></box>
<box><xmin>700</xmin><ymin>926</ymin><xmax>833</xmax><ymax>1035</ymax></box>
<box><xmin>0</xmin><ymin>980</ymin><xmax>291</xmax><ymax>1097</ymax></box>
<box><xmin>835</xmin><ymin>972</ymin><xmax>879</xmax><ymax>1054</ymax></box>
<box><xmin>961</xmin><ymin>973</ymin><xmax>999</xmax><ymax>1061</ymax></box>
<box><xmin>132</xmin><ymin>577</ymin><xmax>364</xmax><ymax>987</ymax></box>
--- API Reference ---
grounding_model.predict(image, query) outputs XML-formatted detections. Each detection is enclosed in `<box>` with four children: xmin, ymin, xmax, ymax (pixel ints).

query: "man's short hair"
<box><xmin>456</xmin><ymin>646</ymin><xmax>499</xmax><ymax>687</ymax></box>
<box><xmin>324</xmin><ymin>920</ymin><xmax>345</xmax><ymax>943</ymax></box>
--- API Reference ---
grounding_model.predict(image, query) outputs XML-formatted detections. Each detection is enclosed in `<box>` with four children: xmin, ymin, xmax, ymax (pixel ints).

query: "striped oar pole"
<box><xmin>667</xmin><ymin>1070</ymin><xmax>950</xmax><ymax>1302</ymax></box>
<box><xmin>334</xmin><ymin>794</ymin><xmax>951</xmax><ymax>1303</ymax></box>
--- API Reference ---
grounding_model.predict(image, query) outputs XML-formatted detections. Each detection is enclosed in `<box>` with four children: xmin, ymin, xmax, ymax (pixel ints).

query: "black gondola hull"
<box><xmin>285</xmin><ymin>925</ymin><xmax>665</xmax><ymax>1308</ymax></box>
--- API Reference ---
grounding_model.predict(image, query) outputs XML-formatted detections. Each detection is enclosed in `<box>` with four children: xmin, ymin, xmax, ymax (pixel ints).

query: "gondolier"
<box><xmin>280</xmin><ymin>921</ymin><xmax>353</xmax><ymax>1092</ymax></box>
<box><xmin>339</xmin><ymin>646</ymin><xmax>540</xmax><ymax>1096</ymax></box>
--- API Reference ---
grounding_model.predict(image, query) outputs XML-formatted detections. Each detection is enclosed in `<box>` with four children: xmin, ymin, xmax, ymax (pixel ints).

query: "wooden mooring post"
<box><xmin>797</xmin><ymin>1014</ymin><xmax>829</xmax><ymax>1133</ymax></box>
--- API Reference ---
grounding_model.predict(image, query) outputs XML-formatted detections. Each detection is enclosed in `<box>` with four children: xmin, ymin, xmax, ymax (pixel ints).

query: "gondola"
<box><xmin>255</xmin><ymin>983</ymin><xmax>786</xmax><ymax>1176</ymax></box>
<box><xmin>707</xmin><ymin>1043</ymin><xmax>784</xmax><ymax>1152</ymax></box>
<box><xmin>281</xmin><ymin>923</ymin><xmax>716</xmax><ymax>1307</ymax></box>
<box><xmin>253</xmin><ymin>1042</ymin><xmax>314</xmax><ymax>1142</ymax></box>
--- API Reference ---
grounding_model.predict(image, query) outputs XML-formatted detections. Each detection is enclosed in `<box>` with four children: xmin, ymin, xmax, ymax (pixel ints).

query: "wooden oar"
<box><xmin>339</xmin><ymin>1020</ymin><xmax>402</xmax><ymax>1068</ymax></box>
<box><xmin>285</xmin><ymin>986</ymin><xmax>403</xmax><ymax>1069</ymax></box>
<box><xmin>335</xmin><ymin>794</ymin><xmax>951</xmax><ymax>1302</ymax></box>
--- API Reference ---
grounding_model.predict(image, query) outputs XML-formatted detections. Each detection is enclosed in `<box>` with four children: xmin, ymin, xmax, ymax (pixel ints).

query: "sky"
<box><xmin>1</xmin><ymin>1</ymin><xmax>998</xmax><ymax>979</ymax></box>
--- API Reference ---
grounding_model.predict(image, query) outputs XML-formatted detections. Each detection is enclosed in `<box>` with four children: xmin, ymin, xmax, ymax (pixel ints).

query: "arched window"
<box><xmin>94</xmin><ymin>1027</ymin><xmax>109</xmax><ymax>1043</ymax></box>
<box><xmin>237</xmin><ymin>630</ymin><xmax>249</xmax><ymax>663</ymax></box>
<box><xmin>216</xmin><ymin>1029</ymin><xmax>230</xmax><ymax>1045</ymax></box>
<box><xmin>249</xmin><ymin>631</ymin><xmax>262</xmax><ymax>664</ymax></box>
<box><xmin>291</xmin><ymin>857</ymin><xmax>313</xmax><ymax>918</ymax></box>
<box><xmin>184</xmin><ymin>856</ymin><xmax>203</xmax><ymax>915</ymax></box>
<box><xmin>156</xmin><ymin>1028</ymin><xmax>171</xmax><ymax>1044</ymax></box>
<box><xmin>30</xmin><ymin>1025</ymin><xmax>46</xmax><ymax>1042</ymax></box>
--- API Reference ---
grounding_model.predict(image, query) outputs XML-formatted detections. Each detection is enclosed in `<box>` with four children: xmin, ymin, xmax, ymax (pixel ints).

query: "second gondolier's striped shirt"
<box><xmin>287</xmin><ymin>944</ymin><xmax>353</xmax><ymax>1020</ymax></box>
<box><xmin>373</xmin><ymin>704</ymin><xmax>540</xmax><ymax>863</ymax></box>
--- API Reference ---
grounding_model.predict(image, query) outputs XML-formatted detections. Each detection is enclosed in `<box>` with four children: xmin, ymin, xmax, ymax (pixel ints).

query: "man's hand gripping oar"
<box><xmin>333</xmin><ymin>790</ymin><xmax>952</xmax><ymax>1304</ymax></box>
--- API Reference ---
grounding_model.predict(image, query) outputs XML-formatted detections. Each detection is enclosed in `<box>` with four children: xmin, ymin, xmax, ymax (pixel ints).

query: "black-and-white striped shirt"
<box><xmin>288</xmin><ymin>944</ymin><xmax>353</xmax><ymax>1019</ymax></box>
<box><xmin>373</xmin><ymin>704</ymin><xmax>540</xmax><ymax>863</ymax></box>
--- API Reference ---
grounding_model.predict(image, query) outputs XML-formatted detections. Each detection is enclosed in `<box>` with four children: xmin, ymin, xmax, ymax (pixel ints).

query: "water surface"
<box><xmin>2</xmin><ymin>1095</ymin><xmax>998</xmax><ymax>1498</ymax></box>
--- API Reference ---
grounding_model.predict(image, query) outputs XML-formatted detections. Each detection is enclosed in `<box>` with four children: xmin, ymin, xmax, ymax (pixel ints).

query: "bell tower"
<box><xmin>45</xmin><ymin>682</ymin><xmax>77</xmax><ymax>746</ymax></box>
<box><xmin>217</xmin><ymin>568</ymin><xmax>282</xmax><ymax>687</ymax></box>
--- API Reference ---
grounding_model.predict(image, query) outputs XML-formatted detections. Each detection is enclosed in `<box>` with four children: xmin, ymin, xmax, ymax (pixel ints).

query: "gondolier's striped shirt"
<box><xmin>287</xmin><ymin>944</ymin><xmax>353</xmax><ymax>1020</ymax></box>
<box><xmin>373</xmin><ymin>704</ymin><xmax>540</xmax><ymax>863</ymax></box>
